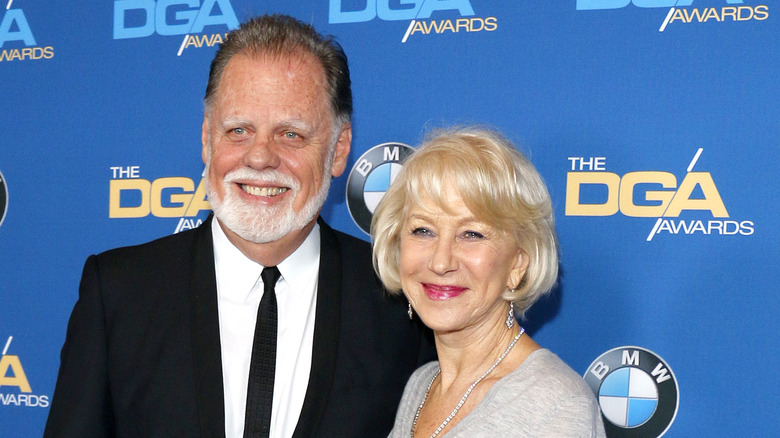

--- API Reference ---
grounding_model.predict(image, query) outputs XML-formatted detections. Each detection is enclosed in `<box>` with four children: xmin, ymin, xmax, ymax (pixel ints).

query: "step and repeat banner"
<box><xmin>1</xmin><ymin>1</ymin><xmax>777</xmax><ymax>436</ymax></box>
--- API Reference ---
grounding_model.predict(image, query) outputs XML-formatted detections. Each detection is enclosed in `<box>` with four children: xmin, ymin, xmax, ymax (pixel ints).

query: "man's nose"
<box><xmin>242</xmin><ymin>136</ymin><xmax>281</xmax><ymax>169</ymax></box>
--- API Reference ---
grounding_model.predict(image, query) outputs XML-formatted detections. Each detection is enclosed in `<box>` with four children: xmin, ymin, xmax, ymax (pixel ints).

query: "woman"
<box><xmin>372</xmin><ymin>127</ymin><xmax>605</xmax><ymax>437</ymax></box>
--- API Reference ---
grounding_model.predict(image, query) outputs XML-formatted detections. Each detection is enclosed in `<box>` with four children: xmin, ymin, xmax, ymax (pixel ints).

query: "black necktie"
<box><xmin>244</xmin><ymin>266</ymin><xmax>281</xmax><ymax>438</ymax></box>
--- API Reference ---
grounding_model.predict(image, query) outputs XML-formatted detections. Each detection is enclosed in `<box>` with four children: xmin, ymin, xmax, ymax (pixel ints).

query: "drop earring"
<box><xmin>506</xmin><ymin>302</ymin><xmax>515</xmax><ymax>329</ymax></box>
<box><xmin>408</xmin><ymin>303</ymin><xmax>413</xmax><ymax>320</ymax></box>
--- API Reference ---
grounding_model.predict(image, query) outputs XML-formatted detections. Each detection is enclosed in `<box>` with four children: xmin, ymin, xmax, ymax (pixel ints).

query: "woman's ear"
<box><xmin>508</xmin><ymin>250</ymin><xmax>530</xmax><ymax>291</ymax></box>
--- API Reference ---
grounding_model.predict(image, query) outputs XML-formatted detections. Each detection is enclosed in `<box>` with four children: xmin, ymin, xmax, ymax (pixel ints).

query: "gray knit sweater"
<box><xmin>388</xmin><ymin>349</ymin><xmax>606</xmax><ymax>437</ymax></box>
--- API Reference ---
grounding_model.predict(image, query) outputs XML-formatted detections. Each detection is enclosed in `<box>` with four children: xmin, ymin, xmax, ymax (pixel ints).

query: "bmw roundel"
<box><xmin>346</xmin><ymin>142</ymin><xmax>415</xmax><ymax>235</ymax></box>
<box><xmin>585</xmin><ymin>346</ymin><xmax>679</xmax><ymax>437</ymax></box>
<box><xmin>0</xmin><ymin>169</ymin><xmax>7</xmax><ymax>228</ymax></box>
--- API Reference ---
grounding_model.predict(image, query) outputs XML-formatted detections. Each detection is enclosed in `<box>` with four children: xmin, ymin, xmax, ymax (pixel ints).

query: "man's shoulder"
<box><xmin>93</xmin><ymin>220</ymin><xmax>210</xmax><ymax>266</ymax></box>
<box><xmin>320</xmin><ymin>220</ymin><xmax>371</xmax><ymax>257</ymax></box>
<box><xmin>319</xmin><ymin>220</ymin><xmax>383</xmax><ymax>292</ymax></box>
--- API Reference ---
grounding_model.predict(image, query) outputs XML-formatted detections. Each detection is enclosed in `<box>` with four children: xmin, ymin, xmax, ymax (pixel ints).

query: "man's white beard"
<box><xmin>205</xmin><ymin>152</ymin><xmax>333</xmax><ymax>244</ymax></box>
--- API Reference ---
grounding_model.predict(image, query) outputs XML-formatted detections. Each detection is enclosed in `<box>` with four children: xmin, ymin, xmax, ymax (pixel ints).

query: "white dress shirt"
<box><xmin>212</xmin><ymin>220</ymin><xmax>319</xmax><ymax>438</ymax></box>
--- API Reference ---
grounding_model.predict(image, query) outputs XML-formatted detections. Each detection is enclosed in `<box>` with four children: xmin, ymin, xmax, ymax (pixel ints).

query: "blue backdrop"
<box><xmin>1</xmin><ymin>1</ymin><xmax>777</xmax><ymax>436</ymax></box>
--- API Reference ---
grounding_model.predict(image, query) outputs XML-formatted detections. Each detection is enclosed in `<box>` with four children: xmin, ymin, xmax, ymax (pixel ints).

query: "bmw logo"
<box><xmin>584</xmin><ymin>346</ymin><xmax>679</xmax><ymax>437</ymax></box>
<box><xmin>0</xmin><ymin>169</ymin><xmax>7</xmax><ymax>228</ymax></box>
<box><xmin>346</xmin><ymin>142</ymin><xmax>415</xmax><ymax>235</ymax></box>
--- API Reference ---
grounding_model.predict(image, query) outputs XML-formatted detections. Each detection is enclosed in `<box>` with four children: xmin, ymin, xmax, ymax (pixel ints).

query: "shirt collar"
<box><xmin>211</xmin><ymin>219</ymin><xmax>320</xmax><ymax>303</ymax></box>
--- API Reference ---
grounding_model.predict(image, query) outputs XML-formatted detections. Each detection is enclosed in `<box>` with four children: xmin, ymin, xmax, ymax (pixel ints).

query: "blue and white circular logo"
<box><xmin>585</xmin><ymin>346</ymin><xmax>679</xmax><ymax>437</ymax></box>
<box><xmin>346</xmin><ymin>142</ymin><xmax>415</xmax><ymax>235</ymax></box>
<box><xmin>0</xmin><ymin>169</ymin><xmax>7</xmax><ymax>228</ymax></box>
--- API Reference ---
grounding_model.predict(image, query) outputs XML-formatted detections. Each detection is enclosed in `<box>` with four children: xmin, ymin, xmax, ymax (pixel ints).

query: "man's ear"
<box><xmin>201</xmin><ymin>115</ymin><xmax>210</xmax><ymax>165</ymax></box>
<box><xmin>330</xmin><ymin>122</ymin><xmax>352</xmax><ymax>178</ymax></box>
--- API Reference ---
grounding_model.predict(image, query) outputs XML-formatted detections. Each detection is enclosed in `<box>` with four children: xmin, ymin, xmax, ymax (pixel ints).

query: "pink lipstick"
<box><xmin>423</xmin><ymin>283</ymin><xmax>466</xmax><ymax>300</ymax></box>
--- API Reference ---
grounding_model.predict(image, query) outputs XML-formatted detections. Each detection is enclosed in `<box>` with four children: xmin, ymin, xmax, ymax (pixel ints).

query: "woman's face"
<box><xmin>399</xmin><ymin>188</ymin><xmax>528</xmax><ymax>335</ymax></box>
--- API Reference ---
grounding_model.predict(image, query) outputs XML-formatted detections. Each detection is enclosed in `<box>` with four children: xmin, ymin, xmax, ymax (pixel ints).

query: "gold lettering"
<box><xmin>109</xmin><ymin>179</ymin><xmax>151</xmax><ymax>218</ymax></box>
<box><xmin>410</xmin><ymin>20</ymin><xmax>428</xmax><ymax>35</ymax></box>
<box><xmin>737</xmin><ymin>6</ymin><xmax>754</xmax><ymax>21</ymax></box>
<box><xmin>669</xmin><ymin>8</ymin><xmax>687</xmax><ymax>23</ymax></box>
<box><xmin>184</xmin><ymin>178</ymin><xmax>211</xmax><ymax>216</ymax></box>
<box><xmin>484</xmin><ymin>17</ymin><xmax>498</xmax><ymax>31</ymax></box>
<box><xmin>184</xmin><ymin>35</ymin><xmax>200</xmax><ymax>48</ymax></box>
<box><xmin>0</xmin><ymin>355</ymin><xmax>32</xmax><ymax>393</ymax></box>
<box><xmin>619</xmin><ymin>171</ymin><xmax>676</xmax><ymax>218</ymax></box>
<box><xmin>721</xmin><ymin>7</ymin><xmax>737</xmax><ymax>21</ymax></box>
<box><xmin>665</xmin><ymin>172</ymin><xmax>729</xmax><ymax>218</ymax></box>
<box><xmin>703</xmin><ymin>8</ymin><xmax>722</xmax><ymax>22</ymax></box>
<box><xmin>754</xmin><ymin>5</ymin><xmax>769</xmax><ymax>20</ymax></box>
<box><xmin>683</xmin><ymin>8</ymin><xmax>704</xmax><ymax>22</ymax></box>
<box><xmin>151</xmin><ymin>177</ymin><xmax>193</xmax><ymax>217</ymax></box>
<box><xmin>565</xmin><ymin>172</ymin><xmax>620</xmax><ymax>216</ymax></box>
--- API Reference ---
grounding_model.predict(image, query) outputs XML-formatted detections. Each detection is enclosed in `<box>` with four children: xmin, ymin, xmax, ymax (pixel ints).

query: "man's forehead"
<box><xmin>231</xmin><ymin>49</ymin><xmax>325</xmax><ymax>79</ymax></box>
<box><xmin>215</xmin><ymin>52</ymin><xmax>327</xmax><ymax>99</ymax></box>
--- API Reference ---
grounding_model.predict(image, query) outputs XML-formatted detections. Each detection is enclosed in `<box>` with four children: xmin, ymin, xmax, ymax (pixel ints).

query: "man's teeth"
<box><xmin>241</xmin><ymin>185</ymin><xmax>289</xmax><ymax>197</ymax></box>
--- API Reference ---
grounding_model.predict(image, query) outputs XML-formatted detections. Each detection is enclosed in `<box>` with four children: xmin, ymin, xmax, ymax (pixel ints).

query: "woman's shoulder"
<box><xmin>494</xmin><ymin>348</ymin><xmax>598</xmax><ymax>410</ymax></box>
<box><xmin>486</xmin><ymin>349</ymin><xmax>605</xmax><ymax>436</ymax></box>
<box><xmin>516</xmin><ymin>348</ymin><xmax>590</xmax><ymax>389</ymax></box>
<box><xmin>408</xmin><ymin>361</ymin><xmax>440</xmax><ymax>384</ymax></box>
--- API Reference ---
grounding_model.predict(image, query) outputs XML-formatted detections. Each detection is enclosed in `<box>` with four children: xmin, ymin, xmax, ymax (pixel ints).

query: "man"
<box><xmin>45</xmin><ymin>15</ymin><xmax>432</xmax><ymax>437</ymax></box>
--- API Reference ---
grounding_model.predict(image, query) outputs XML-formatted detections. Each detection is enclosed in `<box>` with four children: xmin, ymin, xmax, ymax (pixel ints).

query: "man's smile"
<box><xmin>240</xmin><ymin>184</ymin><xmax>290</xmax><ymax>197</ymax></box>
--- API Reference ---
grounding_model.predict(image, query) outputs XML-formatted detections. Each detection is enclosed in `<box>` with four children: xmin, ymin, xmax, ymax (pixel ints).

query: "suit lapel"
<box><xmin>189</xmin><ymin>216</ymin><xmax>227</xmax><ymax>437</ymax></box>
<box><xmin>292</xmin><ymin>219</ymin><xmax>342</xmax><ymax>438</ymax></box>
<box><xmin>186</xmin><ymin>217</ymin><xmax>342</xmax><ymax>437</ymax></box>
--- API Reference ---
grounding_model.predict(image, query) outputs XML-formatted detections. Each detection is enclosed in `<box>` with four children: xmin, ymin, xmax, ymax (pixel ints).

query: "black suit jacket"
<box><xmin>45</xmin><ymin>217</ymin><xmax>434</xmax><ymax>437</ymax></box>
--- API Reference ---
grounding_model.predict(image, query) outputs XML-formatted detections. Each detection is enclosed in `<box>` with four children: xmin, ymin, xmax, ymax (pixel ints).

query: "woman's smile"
<box><xmin>422</xmin><ymin>283</ymin><xmax>467</xmax><ymax>300</ymax></box>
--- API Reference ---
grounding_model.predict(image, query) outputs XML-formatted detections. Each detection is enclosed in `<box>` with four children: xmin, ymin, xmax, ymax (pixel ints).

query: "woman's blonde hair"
<box><xmin>371</xmin><ymin>127</ymin><xmax>558</xmax><ymax>317</ymax></box>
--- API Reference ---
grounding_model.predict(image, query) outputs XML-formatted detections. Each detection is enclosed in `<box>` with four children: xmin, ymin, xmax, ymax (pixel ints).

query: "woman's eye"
<box><xmin>411</xmin><ymin>227</ymin><xmax>432</xmax><ymax>237</ymax></box>
<box><xmin>463</xmin><ymin>230</ymin><xmax>485</xmax><ymax>239</ymax></box>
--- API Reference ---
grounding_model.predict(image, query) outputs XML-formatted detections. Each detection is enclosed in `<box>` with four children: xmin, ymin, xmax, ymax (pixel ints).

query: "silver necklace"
<box><xmin>410</xmin><ymin>327</ymin><xmax>525</xmax><ymax>438</ymax></box>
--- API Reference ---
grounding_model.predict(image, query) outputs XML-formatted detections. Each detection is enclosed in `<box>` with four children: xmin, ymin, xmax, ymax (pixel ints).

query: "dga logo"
<box><xmin>0</xmin><ymin>1</ymin><xmax>55</xmax><ymax>62</ymax></box>
<box><xmin>577</xmin><ymin>0</ymin><xmax>769</xmax><ymax>32</ymax></box>
<box><xmin>565</xmin><ymin>149</ymin><xmax>755</xmax><ymax>241</ymax></box>
<box><xmin>113</xmin><ymin>0</ymin><xmax>238</xmax><ymax>55</ymax></box>
<box><xmin>109</xmin><ymin>165</ymin><xmax>210</xmax><ymax>233</ymax></box>
<box><xmin>346</xmin><ymin>142</ymin><xmax>415</xmax><ymax>234</ymax></box>
<box><xmin>329</xmin><ymin>0</ymin><xmax>497</xmax><ymax>43</ymax></box>
<box><xmin>585</xmin><ymin>346</ymin><xmax>678</xmax><ymax>437</ymax></box>
<box><xmin>0</xmin><ymin>169</ymin><xmax>7</xmax><ymax>228</ymax></box>
<box><xmin>0</xmin><ymin>336</ymin><xmax>49</xmax><ymax>408</ymax></box>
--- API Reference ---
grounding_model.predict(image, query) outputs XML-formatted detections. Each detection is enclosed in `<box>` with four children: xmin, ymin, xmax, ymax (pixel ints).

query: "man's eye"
<box><xmin>284</xmin><ymin>131</ymin><xmax>299</xmax><ymax>139</ymax></box>
<box><xmin>230</xmin><ymin>127</ymin><xmax>246</xmax><ymax>135</ymax></box>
